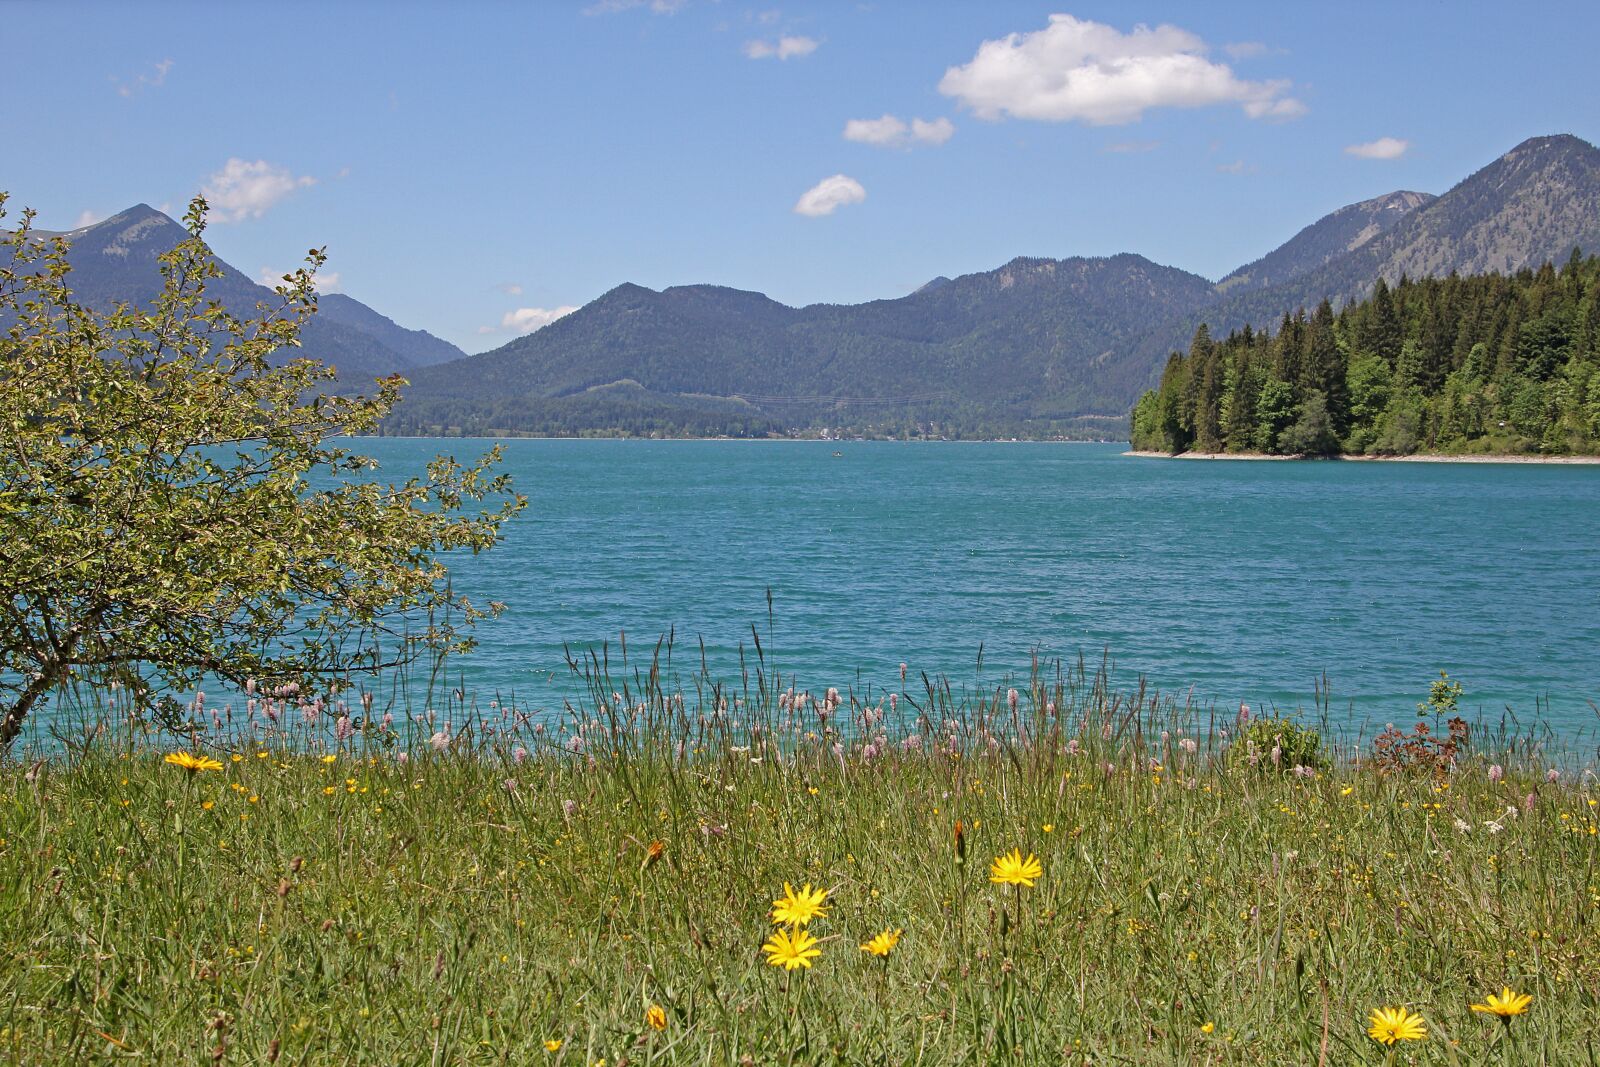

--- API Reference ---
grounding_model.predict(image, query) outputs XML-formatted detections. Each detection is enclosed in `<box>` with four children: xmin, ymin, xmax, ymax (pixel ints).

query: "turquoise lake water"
<box><xmin>366</xmin><ymin>439</ymin><xmax>1599</xmax><ymax>738</ymax></box>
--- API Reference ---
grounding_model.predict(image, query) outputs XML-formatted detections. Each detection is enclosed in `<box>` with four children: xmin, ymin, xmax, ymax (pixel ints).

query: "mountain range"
<box><xmin>23</xmin><ymin>205</ymin><xmax>465</xmax><ymax>383</ymax></box>
<box><xmin>24</xmin><ymin>133</ymin><xmax>1600</xmax><ymax>438</ymax></box>
<box><xmin>390</xmin><ymin>133</ymin><xmax>1600</xmax><ymax>437</ymax></box>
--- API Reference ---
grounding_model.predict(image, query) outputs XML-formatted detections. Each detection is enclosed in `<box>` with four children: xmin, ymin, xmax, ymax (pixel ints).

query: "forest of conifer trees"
<box><xmin>1129</xmin><ymin>252</ymin><xmax>1600</xmax><ymax>456</ymax></box>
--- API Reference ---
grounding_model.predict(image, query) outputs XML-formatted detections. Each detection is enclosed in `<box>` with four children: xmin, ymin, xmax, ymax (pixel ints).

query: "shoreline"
<box><xmin>1123</xmin><ymin>449</ymin><xmax>1600</xmax><ymax>465</ymax></box>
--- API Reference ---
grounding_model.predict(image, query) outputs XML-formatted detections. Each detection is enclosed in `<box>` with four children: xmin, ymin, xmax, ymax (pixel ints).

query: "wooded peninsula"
<box><xmin>1129</xmin><ymin>253</ymin><xmax>1600</xmax><ymax>456</ymax></box>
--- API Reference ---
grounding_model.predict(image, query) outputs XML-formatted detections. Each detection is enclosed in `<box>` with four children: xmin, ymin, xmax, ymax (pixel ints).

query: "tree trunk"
<box><xmin>0</xmin><ymin>667</ymin><xmax>57</xmax><ymax>749</ymax></box>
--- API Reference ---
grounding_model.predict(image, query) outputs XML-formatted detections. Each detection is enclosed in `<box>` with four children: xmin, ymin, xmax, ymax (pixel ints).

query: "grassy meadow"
<box><xmin>1</xmin><ymin>660</ymin><xmax>1597</xmax><ymax>1065</ymax></box>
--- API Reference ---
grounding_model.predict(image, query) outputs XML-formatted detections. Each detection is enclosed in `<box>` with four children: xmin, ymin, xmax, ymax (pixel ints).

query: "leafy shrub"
<box><xmin>1372</xmin><ymin>672</ymin><xmax>1471</xmax><ymax>775</ymax></box>
<box><xmin>1232</xmin><ymin>716</ymin><xmax>1325</xmax><ymax>772</ymax></box>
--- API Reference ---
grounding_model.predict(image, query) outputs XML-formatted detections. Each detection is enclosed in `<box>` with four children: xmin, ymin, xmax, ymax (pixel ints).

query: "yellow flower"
<box><xmin>771</xmin><ymin>882</ymin><xmax>830</xmax><ymax>927</ymax></box>
<box><xmin>1470</xmin><ymin>987</ymin><xmax>1532</xmax><ymax>1020</ymax></box>
<box><xmin>1367</xmin><ymin>1006</ymin><xmax>1427</xmax><ymax>1045</ymax></box>
<box><xmin>1200</xmin><ymin>1022</ymin><xmax>1214</xmax><ymax>1034</ymax></box>
<box><xmin>1042</xmin><ymin>823</ymin><xmax>1054</xmax><ymax>833</ymax></box>
<box><xmin>861</xmin><ymin>928</ymin><xmax>902</xmax><ymax>957</ymax></box>
<box><xmin>320</xmin><ymin>754</ymin><xmax>337</xmax><ymax>764</ymax></box>
<box><xmin>646</xmin><ymin>1004</ymin><xmax>667</xmax><ymax>1031</ymax></box>
<box><xmin>762</xmin><ymin>926</ymin><xmax>822</xmax><ymax>970</ymax></box>
<box><xmin>164</xmin><ymin>752</ymin><xmax>223</xmax><ymax>774</ymax></box>
<box><xmin>543</xmin><ymin>1039</ymin><xmax>561</xmax><ymax>1052</ymax></box>
<box><xmin>989</xmin><ymin>848</ymin><xmax>1043</xmax><ymax>887</ymax></box>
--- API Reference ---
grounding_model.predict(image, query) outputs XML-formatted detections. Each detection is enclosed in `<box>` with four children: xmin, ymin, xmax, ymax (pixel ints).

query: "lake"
<box><xmin>365</xmin><ymin>439</ymin><xmax>1600</xmax><ymax>738</ymax></box>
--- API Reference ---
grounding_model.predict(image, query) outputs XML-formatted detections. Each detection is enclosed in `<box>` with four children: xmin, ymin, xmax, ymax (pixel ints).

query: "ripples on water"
<box><xmin>367</xmin><ymin>439</ymin><xmax>1599</xmax><ymax>737</ymax></box>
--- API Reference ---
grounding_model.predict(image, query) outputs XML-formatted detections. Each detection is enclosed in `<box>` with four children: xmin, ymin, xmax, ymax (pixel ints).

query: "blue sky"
<box><xmin>4</xmin><ymin>1</ymin><xmax>1597</xmax><ymax>353</ymax></box>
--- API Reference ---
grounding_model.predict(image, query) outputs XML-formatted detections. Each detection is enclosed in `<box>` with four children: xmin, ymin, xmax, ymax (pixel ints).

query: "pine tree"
<box><xmin>1304</xmin><ymin>299</ymin><xmax>1349</xmax><ymax>432</ymax></box>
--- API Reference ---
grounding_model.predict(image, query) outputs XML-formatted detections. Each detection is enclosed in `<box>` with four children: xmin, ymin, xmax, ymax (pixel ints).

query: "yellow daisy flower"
<box><xmin>989</xmin><ymin>848</ymin><xmax>1043</xmax><ymax>887</ymax></box>
<box><xmin>164</xmin><ymin>752</ymin><xmax>223</xmax><ymax>774</ymax></box>
<box><xmin>646</xmin><ymin>1004</ymin><xmax>667</xmax><ymax>1031</ymax></box>
<box><xmin>770</xmin><ymin>882</ymin><xmax>830</xmax><ymax>927</ymax></box>
<box><xmin>762</xmin><ymin>927</ymin><xmax>822</xmax><ymax>970</ymax></box>
<box><xmin>543</xmin><ymin>1039</ymin><xmax>561</xmax><ymax>1052</ymax></box>
<box><xmin>860</xmin><ymin>928</ymin><xmax>902</xmax><ymax>957</ymax></box>
<box><xmin>1471</xmin><ymin>987</ymin><xmax>1532</xmax><ymax>1020</ymax></box>
<box><xmin>1367</xmin><ymin>1006</ymin><xmax>1427</xmax><ymax>1045</ymax></box>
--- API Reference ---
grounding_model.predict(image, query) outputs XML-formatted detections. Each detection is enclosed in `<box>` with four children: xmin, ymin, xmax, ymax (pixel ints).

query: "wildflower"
<box><xmin>771</xmin><ymin>882</ymin><xmax>830</xmax><ymax>927</ymax></box>
<box><xmin>989</xmin><ymin>849</ymin><xmax>1043</xmax><ymax>888</ymax></box>
<box><xmin>430</xmin><ymin>730</ymin><xmax>451</xmax><ymax>752</ymax></box>
<box><xmin>544</xmin><ymin>1039</ymin><xmax>561</xmax><ymax>1052</ymax></box>
<box><xmin>643</xmin><ymin>840</ymin><xmax>665</xmax><ymax>870</ymax></box>
<box><xmin>1488</xmin><ymin>764</ymin><xmax>1504</xmax><ymax>783</ymax></box>
<box><xmin>953</xmin><ymin>820</ymin><xmax>967</xmax><ymax>866</ymax></box>
<box><xmin>1367</xmin><ymin>1006</ymin><xmax>1427</xmax><ymax>1045</ymax></box>
<box><xmin>320</xmin><ymin>754</ymin><xmax>337</xmax><ymax>765</ymax></box>
<box><xmin>1200</xmin><ymin>1022</ymin><xmax>1215</xmax><ymax>1034</ymax></box>
<box><xmin>164</xmin><ymin>752</ymin><xmax>223</xmax><ymax>775</ymax></box>
<box><xmin>1470</xmin><ymin>987</ymin><xmax>1532</xmax><ymax>1021</ymax></box>
<box><xmin>1547</xmin><ymin>768</ymin><xmax>1560</xmax><ymax>783</ymax></box>
<box><xmin>861</xmin><ymin>928</ymin><xmax>902</xmax><ymax>957</ymax></box>
<box><xmin>646</xmin><ymin>1004</ymin><xmax>667</xmax><ymax>1031</ymax></box>
<box><xmin>762</xmin><ymin>926</ymin><xmax>822</xmax><ymax>970</ymax></box>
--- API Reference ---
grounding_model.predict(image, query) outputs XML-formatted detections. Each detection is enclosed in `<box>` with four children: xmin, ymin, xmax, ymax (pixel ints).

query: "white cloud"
<box><xmin>744</xmin><ymin>35</ymin><xmax>819</xmax><ymax>60</ymax></box>
<box><xmin>1216</xmin><ymin>159</ymin><xmax>1255</xmax><ymax>175</ymax></box>
<box><xmin>910</xmin><ymin>117</ymin><xmax>956</xmax><ymax>145</ymax></box>
<box><xmin>257</xmin><ymin>266</ymin><xmax>341</xmax><ymax>293</ymax></box>
<box><xmin>1345</xmin><ymin>136</ymin><xmax>1410</xmax><ymax>160</ymax></box>
<box><xmin>793</xmin><ymin>174</ymin><xmax>866</xmax><ymax>217</ymax></box>
<box><xmin>497</xmin><ymin>282</ymin><xmax>524</xmax><ymax>296</ymax></box>
<box><xmin>938</xmin><ymin>14</ymin><xmax>1305</xmax><ymax>126</ymax></box>
<box><xmin>114</xmin><ymin>58</ymin><xmax>173</xmax><ymax>98</ymax></box>
<box><xmin>483</xmin><ymin>306</ymin><xmax>579</xmax><ymax>335</ymax></box>
<box><xmin>203</xmin><ymin>158</ymin><xmax>316</xmax><ymax>223</ymax></box>
<box><xmin>843</xmin><ymin>114</ymin><xmax>955</xmax><ymax>148</ymax></box>
<box><xmin>73</xmin><ymin>210</ymin><xmax>103</xmax><ymax>229</ymax></box>
<box><xmin>584</xmin><ymin>0</ymin><xmax>684</xmax><ymax>14</ymax></box>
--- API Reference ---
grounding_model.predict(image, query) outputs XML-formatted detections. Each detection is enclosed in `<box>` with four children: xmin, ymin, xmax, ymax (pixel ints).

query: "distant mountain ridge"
<box><xmin>389</xmin><ymin>253</ymin><xmax>1220</xmax><ymax>436</ymax></box>
<box><xmin>393</xmin><ymin>133</ymin><xmax>1600</xmax><ymax>437</ymax></box>
<box><xmin>22</xmin><ymin>135</ymin><xmax>1599</xmax><ymax>437</ymax></box>
<box><xmin>28</xmin><ymin>204</ymin><xmax>463</xmax><ymax>385</ymax></box>
<box><xmin>1216</xmin><ymin>189</ymin><xmax>1435</xmax><ymax>295</ymax></box>
<box><xmin>1130</xmin><ymin>134</ymin><xmax>1600</xmax><ymax>375</ymax></box>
